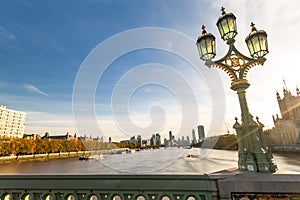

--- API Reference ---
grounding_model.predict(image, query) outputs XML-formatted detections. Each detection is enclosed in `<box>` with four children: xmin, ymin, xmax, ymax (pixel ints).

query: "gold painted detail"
<box><xmin>231</xmin><ymin>79</ymin><xmax>248</xmax><ymax>86</ymax></box>
<box><xmin>242</xmin><ymin>60</ymin><xmax>265</xmax><ymax>79</ymax></box>
<box><xmin>214</xmin><ymin>63</ymin><xmax>237</xmax><ymax>83</ymax></box>
<box><xmin>212</xmin><ymin>56</ymin><xmax>265</xmax><ymax>84</ymax></box>
<box><xmin>225</xmin><ymin>54</ymin><xmax>245</xmax><ymax>71</ymax></box>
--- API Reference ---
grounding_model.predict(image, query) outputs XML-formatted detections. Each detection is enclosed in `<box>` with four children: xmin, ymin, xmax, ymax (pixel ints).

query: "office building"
<box><xmin>0</xmin><ymin>105</ymin><xmax>26</xmax><ymax>138</ymax></box>
<box><xmin>198</xmin><ymin>125</ymin><xmax>205</xmax><ymax>141</ymax></box>
<box><xmin>192</xmin><ymin>129</ymin><xmax>196</xmax><ymax>144</ymax></box>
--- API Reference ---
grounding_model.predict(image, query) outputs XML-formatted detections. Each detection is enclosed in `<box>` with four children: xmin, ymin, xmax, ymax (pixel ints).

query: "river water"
<box><xmin>0</xmin><ymin>148</ymin><xmax>299</xmax><ymax>174</ymax></box>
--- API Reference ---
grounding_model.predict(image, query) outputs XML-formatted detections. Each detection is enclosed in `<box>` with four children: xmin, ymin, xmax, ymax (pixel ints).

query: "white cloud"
<box><xmin>25</xmin><ymin>111</ymin><xmax>76</xmax><ymax>135</ymax></box>
<box><xmin>0</xmin><ymin>26</ymin><xmax>15</xmax><ymax>40</ymax></box>
<box><xmin>24</xmin><ymin>83</ymin><xmax>49</xmax><ymax>97</ymax></box>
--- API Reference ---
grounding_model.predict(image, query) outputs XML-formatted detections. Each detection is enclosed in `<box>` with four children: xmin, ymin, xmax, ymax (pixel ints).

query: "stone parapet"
<box><xmin>209</xmin><ymin>169</ymin><xmax>300</xmax><ymax>200</ymax></box>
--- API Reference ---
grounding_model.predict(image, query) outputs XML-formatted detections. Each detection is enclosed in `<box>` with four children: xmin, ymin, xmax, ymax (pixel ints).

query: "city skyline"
<box><xmin>0</xmin><ymin>1</ymin><xmax>300</xmax><ymax>141</ymax></box>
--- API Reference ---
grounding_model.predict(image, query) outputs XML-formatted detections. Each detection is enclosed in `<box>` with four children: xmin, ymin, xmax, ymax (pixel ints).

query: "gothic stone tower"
<box><xmin>276</xmin><ymin>86</ymin><xmax>300</xmax><ymax>121</ymax></box>
<box><xmin>265</xmin><ymin>84</ymin><xmax>300</xmax><ymax>146</ymax></box>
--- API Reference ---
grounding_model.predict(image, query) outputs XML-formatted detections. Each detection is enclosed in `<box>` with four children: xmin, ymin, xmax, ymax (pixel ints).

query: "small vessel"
<box><xmin>126</xmin><ymin>149</ymin><xmax>135</xmax><ymax>154</ymax></box>
<box><xmin>116</xmin><ymin>150</ymin><xmax>126</xmax><ymax>154</ymax></box>
<box><xmin>79</xmin><ymin>155</ymin><xmax>94</xmax><ymax>161</ymax></box>
<box><xmin>79</xmin><ymin>156</ymin><xmax>88</xmax><ymax>161</ymax></box>
<box><xmin>186</xmin><ymin>154</ymin><xmax>199</xmax><ymax>159</ymax></box>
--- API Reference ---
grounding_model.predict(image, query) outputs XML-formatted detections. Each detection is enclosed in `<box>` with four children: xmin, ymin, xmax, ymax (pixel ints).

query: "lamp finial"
<box><xmin>201</xmin><ymin>25</ymin><xmax>207</xmax><ymax>34</ymax></box>
<box><xmin>221</xmin><ymin>7</ymin><xmax>226</xmax><ymax>15</ymax></box>
<box><xmin>250</xmin><ymin>22</ymin><xmax>257</xmax><ymax>32</ymax></box>
<box><xmin>235</xmin><ymin>117</ymin><xmax>238</xmax><ymax>122</ymax></box>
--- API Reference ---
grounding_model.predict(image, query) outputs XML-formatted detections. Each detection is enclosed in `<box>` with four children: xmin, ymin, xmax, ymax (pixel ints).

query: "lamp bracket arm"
<box><xmin>230</xmin><ymin>43</ymin><xmax>266</xmax><ymax>71</ymax></box>
<box><xmin>215</xmin><ymin>43</ymin><xmax>266</xmax><ymax>81</ymax></box>
<box><xmin>230</xmin><ymin>44</ymin><xmax>253</xmax><ymax>61</ymax></box>
<box><xmin>206</xmin><ymin>43</ymin><xmax>266</xmax><ymax>83</ymax></box>
<box><xmin>213</xmin><ymin>43</ymin><xmax>237</xmax><ymax>64</ymax></box>
<box><xmin>239</xmin><ymin>58</ymin><xmax>266</xmax><ymax>80</ymax></box>
<box><xmin>212</xmin><ymin>62</ymin><xmax>238</xmax><ymax>83</ymax></box>
<box><xmin>212</xmin><ymin>43</ymin><xmax>252</xmax><ymax>65</ymax></box>
<box><xmin>208</xmin><ymin>43</ymin><xmax>244</xmax><ymax>83</ymax></box>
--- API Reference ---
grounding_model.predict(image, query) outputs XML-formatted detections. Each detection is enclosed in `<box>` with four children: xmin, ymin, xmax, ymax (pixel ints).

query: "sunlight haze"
<box><xmin>0</xmin><ymin>0</ymin><xmax>299</xmax><ymax>141</ymax></box>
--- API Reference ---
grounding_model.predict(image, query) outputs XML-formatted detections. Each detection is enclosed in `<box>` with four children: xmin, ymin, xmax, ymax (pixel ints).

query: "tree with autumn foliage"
<box><xmin>0</xmin><ymin>136</ymin><xmax>115</xmax><ymax>156</ymax></box>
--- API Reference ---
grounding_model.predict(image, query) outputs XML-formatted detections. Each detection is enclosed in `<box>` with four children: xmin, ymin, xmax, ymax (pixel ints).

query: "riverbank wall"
<box><xmin>270</xmin><ymin>145</ymin><xmax>300</xmax><ymax>152</ymax></box>
<box><xmin>0</xmin><ymin>148</ymin><xmax>126</xmax><ymax>163</ymax></box>
<box><xmin>0</xmin><ymin>152</ymin><xmax>85</xmax><ymax>163</ymax></box>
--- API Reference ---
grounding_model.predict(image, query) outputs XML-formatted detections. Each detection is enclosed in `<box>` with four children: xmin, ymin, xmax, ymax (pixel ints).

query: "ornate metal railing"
<box><xmin>1</xmin><ymin>173</ymin><xmax>300</xmax><ymax>200</ymax></box>
<box><xmin>0</xmin><ymin>175</ymin><xmax>215</xmax><ymax>200</ymax></box>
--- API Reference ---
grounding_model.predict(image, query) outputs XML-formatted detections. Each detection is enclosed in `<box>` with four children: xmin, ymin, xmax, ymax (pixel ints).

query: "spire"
<box><xmin>272</xmin><ymin>115</ymin><xmax>276</xmax><ymax>125</ymax></box>
<box><xmin>283</xmin><ymin>78</ymin><xmax>291</xmax><ymax>96</ymax></box>
<box><xmin>283</xmin><ymin>87</ymin><xmax>286</xmax><ymax>96</ymax></box>
<box><xmin>276</xmin><ymin>91</ymin><xmax>280</xmax><ymax>100</ymax></box>
<box><xmin>296</xmin><ymin>86</ymin><xmax>300</xmax><ymax>96</ymax></box>
<box><xmin>283</xmin><ymin>79</ymin><xmax>287</xmax><ymax>96</ymax></box>
<box><xmin>283</xmin><ymin>78</ymin><xmax>287</xmax><ymax>90</ymax></box>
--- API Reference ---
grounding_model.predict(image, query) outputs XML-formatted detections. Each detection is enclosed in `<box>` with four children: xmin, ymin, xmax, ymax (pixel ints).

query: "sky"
<box><xmin>0</xmin><ymin>0</ymin><xmax>300</xmax><ymax>141</ymax></box>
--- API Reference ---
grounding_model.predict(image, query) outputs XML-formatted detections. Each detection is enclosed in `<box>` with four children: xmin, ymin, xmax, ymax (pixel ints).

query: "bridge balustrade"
<box><xmin>1</xmin><ymin>172</ymin><xmax>300</xmax><ymax>200</ymax></box>
<box><xmin>0</xmin><ymin>175</ymin><xmax>215</xmax><ymax>200</ymax></box>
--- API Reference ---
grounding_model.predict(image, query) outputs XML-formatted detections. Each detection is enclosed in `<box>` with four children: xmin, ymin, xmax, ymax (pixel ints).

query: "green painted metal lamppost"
<box><xmin>196</xmin><ymin>7</ymin><xmax>277</xmax><ymax>172</ymax></box>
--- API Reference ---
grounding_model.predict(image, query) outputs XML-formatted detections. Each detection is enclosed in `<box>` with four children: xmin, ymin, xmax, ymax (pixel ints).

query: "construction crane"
<box><xmin>224</xmin><ymin>122</ymin><xmax>230</xmax><ymax>134</ymax></box>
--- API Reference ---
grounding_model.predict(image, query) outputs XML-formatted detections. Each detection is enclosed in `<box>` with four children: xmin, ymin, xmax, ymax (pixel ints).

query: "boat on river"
<box><xmin>186</xmin><ymin>154</ymin><xmax>199</xmax><ymax>158</ymax></box>
<box><xmin>78</xmin><ymin>155</ymin><xmax>94</xmax><ymax>161</ymax></box>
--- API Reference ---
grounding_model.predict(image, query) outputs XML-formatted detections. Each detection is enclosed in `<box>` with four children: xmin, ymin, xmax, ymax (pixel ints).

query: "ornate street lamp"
<box><xmin>216</xmin><ymin>7</ymin><xmax>237</xmax><ymax>41</ymax></box>
<box><xmin>196</xmin><ymin>7</ymin><xmax>277</xmax><ymax>172</ymax></box>
<box><xmin>246</xmin><ymin>22</ymin><xmax>269</xmax><ymax>59</ymax></box>
<box><xmin>196</xmin><ymin>25</ymin><xmax>216</xmax><ymax>61</ymax></box>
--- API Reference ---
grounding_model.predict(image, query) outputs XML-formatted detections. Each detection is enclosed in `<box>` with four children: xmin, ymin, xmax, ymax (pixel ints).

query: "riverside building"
<box><xmin>0</xmin><ymin>105</ymin><xmax>26</xmax><ymax>138</ymax></box>
<box><xmin>264</xmin><ymin>84</ymin><xmax>300</xmax><ymax>146</ymax></box>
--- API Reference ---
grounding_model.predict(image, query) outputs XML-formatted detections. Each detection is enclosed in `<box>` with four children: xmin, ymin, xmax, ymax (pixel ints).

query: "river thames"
<box><xmin>0</xmin><ymin>148</ymin><xmax>299</xmax><ymax>174</ymax></box>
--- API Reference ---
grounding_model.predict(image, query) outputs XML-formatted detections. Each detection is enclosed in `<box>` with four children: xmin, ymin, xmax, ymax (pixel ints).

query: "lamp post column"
<box><xmin>231</xmin><ymin>80</ymin><xmax>258</xmax><ymax>171</ymax></box>
<box><xmin>231</xmin><ymin>80</ymin><xmax>277</xmax><ymax>172</ymax></box>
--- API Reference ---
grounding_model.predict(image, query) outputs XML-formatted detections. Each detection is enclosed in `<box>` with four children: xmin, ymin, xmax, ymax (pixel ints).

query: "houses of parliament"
<box><xmin>264</xmin><ymin>82</ymin><xmax>300</xmax><ymax>147</ymax></box>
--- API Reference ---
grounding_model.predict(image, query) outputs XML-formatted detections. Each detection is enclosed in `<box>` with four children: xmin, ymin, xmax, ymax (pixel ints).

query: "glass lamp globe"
<box><xmin>245</xmin><ymin>22</ymin><xmax>269</xmax><ymax>58</ymax></box>
<box><xmin>216</xmin><ymin>7</ymin><xmax>237</xmax><ymax>41</ymax></box>
<box><xmin>196</xmin><ymin>25</ymin><xmax>216</xmax><ymax>61</ymax></box>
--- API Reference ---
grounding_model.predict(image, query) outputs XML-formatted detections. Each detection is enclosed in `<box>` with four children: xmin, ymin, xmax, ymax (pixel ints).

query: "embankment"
<box><xmin>0</xmin><ymin>149</ymin><xmax>125</xmax><ymax>163</ymax></box>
